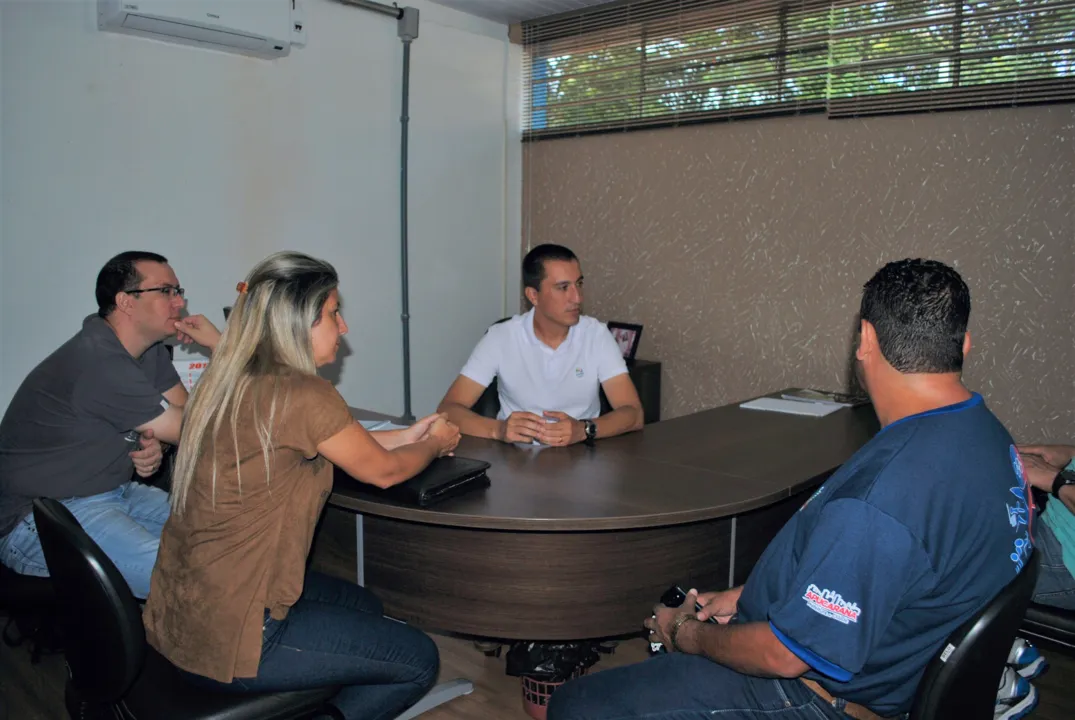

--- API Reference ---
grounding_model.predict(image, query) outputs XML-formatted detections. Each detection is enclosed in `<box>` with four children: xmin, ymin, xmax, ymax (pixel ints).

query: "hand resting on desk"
<box><xmin>373</xmin><ymin>413</ymin><xmax>460</xmax><ymax>455</ymax></box>
<box><xmin>497</xmin><ymin>411</ymin><xmax>546</xmax><ymax>443</ymax></box>
<box><xmin>424</xmin><ymin>417</ymin><xmax>461</xmax><ymax>457</ymax></box>
<box><xmin>319</xmin><ymin>416</ymin><xmax>460</xmax><ymax>489</ymax></box>
<box><xmin>538</xmin><ymin>411</ymin><xmax>586</xmax><ymax>446</ymax></box>
<box><xmin>496</xmin><ymin>410</ymin><xmax>586</xmax><ymax>446</ymax></box>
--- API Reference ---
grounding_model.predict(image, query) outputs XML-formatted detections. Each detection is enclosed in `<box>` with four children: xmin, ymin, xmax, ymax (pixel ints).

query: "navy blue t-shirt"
<box><xmin>736</xmin><ymin>394</ymin><xmax>1033</xmax><ymax>716</ymax></box>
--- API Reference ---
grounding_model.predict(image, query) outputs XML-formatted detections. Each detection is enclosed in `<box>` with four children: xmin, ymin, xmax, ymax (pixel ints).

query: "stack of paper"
<box><xmin>740</xmin><ymin>397</ymin><xmax>843</xmax><ymax>417</ymax></box>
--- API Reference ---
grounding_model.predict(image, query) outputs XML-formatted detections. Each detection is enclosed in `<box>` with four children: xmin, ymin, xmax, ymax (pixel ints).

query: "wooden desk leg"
<box><xmin>355</xmin><ymin>513</ymin><xmax>365</xmax><ymax>587</ymax></box>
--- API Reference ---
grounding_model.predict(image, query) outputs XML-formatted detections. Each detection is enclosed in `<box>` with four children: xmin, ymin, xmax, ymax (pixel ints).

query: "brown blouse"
<box><xmin>143</xmin><ymin>372</ymin><xmax>354</xmax><ymax>682</ymax></box>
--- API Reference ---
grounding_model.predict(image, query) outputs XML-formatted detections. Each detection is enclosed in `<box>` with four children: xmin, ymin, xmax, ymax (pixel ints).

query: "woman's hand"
<box><xmin>428</xmin><ymin>417</ymin><xmax>461</xmax><ymax>457</ymax></box>
<box><xmin>400</xmin><ymin>413</ymin><xmax>444</xmax><ymax>446</ymax></box>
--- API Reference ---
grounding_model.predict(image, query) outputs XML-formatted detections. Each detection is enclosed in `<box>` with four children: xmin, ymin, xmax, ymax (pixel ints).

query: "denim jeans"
<box><xmin>0</xmin><ymin>481</ymin><xmax>169</xmax><ymax>599</ymax></box>
<box><xmin>547</xmin><ymin>652</ymin><xmax>855</xmax><ymax>720</ymax></box>
<box><xmin>185</xmin><ymin>571</ymin><xmax>439</xmax><ymax>720</ymax></box>
<box><xmin>1033</xmin><ymin>517</ymin><xmax>1075</xmax><ymax>610</ymax></box>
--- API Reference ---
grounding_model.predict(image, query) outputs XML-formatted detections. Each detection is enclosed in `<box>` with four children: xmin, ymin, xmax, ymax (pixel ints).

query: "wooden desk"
<box><xmin>328</xmin><ymin>392</ymin><xmax>879</xmax><ymax>640</ymax></box>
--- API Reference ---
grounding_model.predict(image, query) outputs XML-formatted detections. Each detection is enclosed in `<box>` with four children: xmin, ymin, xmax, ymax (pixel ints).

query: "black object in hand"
<box><xmin>660</xmin><ymin>585</ymin><xmax>717</xmax><ymax>622</ymax></box>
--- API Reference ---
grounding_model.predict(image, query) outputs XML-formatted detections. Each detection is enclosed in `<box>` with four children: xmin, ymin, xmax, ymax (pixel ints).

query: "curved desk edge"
<box><xmin>328</xmin><ymin>469</ymin><xmax>834</xmax><ymax>532</ymax></box>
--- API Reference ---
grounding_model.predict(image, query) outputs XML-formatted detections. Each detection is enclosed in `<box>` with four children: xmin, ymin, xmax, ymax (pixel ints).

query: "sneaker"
<box><xmin>1007</xmin><ymin>637</ymin><xmax>1048</xmax><ymax>679</ymax></box>
<box><xmin>995</xmin><ymin>666</ymin><xmax>1039</xmax><ymax>720</ymax></box>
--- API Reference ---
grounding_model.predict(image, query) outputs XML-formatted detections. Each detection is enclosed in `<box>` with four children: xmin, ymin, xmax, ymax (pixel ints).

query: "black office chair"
<box><xmin>0</xmin><ymin>561</ymin><xmax>61</xmax><ymax>664</ymax></box>
<box><xmin>472</xmin><ymin>318</ymin><xmax>511</xmax><ymax>420</ymax></box>
<box><xmin>1015</xmin><ymin>489</ymin><xmax>1075</xmax><ymax>656</ymax></box>
<box><xmin>909</xmin><ymin>551</ymin><xmax>1040</xmax><ymax>719</ymax></box>
<box><xmin>31</xmin><ymin>498</ymin><xmax>344</xmax><ymax>720</ymax></box>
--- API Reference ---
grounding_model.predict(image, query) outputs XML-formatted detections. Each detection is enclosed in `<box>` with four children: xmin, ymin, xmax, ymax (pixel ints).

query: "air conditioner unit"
<box><xmin>97</xmin><ymin>0</ymin><xmax>306</xmax><ymax>59</ymax></box>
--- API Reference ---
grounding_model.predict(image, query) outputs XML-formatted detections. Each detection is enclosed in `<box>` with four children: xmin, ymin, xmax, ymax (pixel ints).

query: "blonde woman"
<box><xmin>143</xmin><ymin>251</ymin><xmax>459</xmax><ymax>719</ymax></box>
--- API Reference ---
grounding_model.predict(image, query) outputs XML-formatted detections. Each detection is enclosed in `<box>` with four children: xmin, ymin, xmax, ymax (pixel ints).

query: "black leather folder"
<box><xmin>366</xmin><ymin>456</ymin><xmax>491</xmax><ymax>507</ymax></box>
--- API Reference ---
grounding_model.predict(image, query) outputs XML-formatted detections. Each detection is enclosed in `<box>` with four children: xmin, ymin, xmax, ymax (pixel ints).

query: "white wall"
<box><xmin>0</xmin><ymin>0</ymin><xmax>522</xmax><ymax>417</ymax></box>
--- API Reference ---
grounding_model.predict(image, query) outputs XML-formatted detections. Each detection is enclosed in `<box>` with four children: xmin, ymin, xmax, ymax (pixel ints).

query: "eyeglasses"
<box><xmin>125</xmin><ymin>285</ymin><xmax>186</xmax><ymax>299</ymax></box>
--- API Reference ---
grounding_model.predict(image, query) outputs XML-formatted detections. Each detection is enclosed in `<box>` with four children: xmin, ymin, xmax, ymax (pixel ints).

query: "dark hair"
<box><xmin>860</xmin><ymin>258</ymin><xmax>970</xmax><ymax>374</ymax></box>
<box><xmin>96</xmin><ymin>251</ymin><xmax>169</xmax><ymax>318</ymax></box>
<box><xmin>522</xmin><ymin>244</ymin><xmax>579</xmax><ymax>292</ymax></box>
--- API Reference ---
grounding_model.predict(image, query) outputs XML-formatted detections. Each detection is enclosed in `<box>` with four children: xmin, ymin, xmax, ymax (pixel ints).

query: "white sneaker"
<box><xmin>1007</xmin><ymin>637</ymin><xmax>1047</xmax><ymax>679</ymax></box>
<box><xmin>995</xmin><ymin>666</ymin><xmax>1039</xmax><ymax>720</ymax></box>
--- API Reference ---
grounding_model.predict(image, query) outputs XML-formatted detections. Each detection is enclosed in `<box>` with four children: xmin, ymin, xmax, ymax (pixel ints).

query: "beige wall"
<box><xmin>522</xmin><ymin>106</ymin><xmax>1075</xmax><ymax>441</ymax></box>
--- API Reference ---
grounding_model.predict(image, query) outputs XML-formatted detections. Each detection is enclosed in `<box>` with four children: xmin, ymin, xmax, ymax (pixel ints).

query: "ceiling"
<box><xmin>427</xmin><ymin>0</ymin><xmax>615</xmax><ymax>25</ymax></box>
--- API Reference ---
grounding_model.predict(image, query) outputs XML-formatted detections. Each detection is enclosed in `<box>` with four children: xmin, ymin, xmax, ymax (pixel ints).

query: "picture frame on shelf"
<box><xmin>607</xmin><ymin>321</ymin><xmax>643</xmax><ymax>362</ymax></box>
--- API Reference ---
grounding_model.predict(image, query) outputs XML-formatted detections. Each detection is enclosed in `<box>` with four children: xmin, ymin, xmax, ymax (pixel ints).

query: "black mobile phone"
<box><xmin>650</xmin><ymin>584</ymin><xmax>717</xmax><ymax>654</ymax></box>
<box><xmin>660</xmin><ymin>584</ymin><xmax>712</xmax><ymax>619</ymax></box>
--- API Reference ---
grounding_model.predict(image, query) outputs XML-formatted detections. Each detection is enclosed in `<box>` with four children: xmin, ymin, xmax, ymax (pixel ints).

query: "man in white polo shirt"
<box><xmin>437</xmin><ymin>244</ymin><xmax>644</xmax><ymax>446</ymax></box>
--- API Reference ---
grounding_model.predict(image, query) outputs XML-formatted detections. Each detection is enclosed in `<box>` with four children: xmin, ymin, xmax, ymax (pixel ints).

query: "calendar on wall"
<box><xmin>173</xmin><ymin>359</ymin><xmax>209</xmax><ymax>392</ymax></box>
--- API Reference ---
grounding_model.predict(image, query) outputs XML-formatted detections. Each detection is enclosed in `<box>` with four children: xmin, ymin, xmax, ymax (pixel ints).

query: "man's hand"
<box><xmin>644</xmin><ymin>588</ymin><xmax>698</xmax><ymax>651</ymax></box>
<box><xmin>427</xmin><ymin>417</ymin><xmax>461</xmax><ymax>457</ymax></box>
<box><xmin>497</xmin><ymin>412</ymin><xmax>546</xmax><ymax>443</ymax></box>
<box><xmin>130</xmin><ymin>428</ymin><xmax>163</xmax><ymax>478</ymax></box>
<box><xmin>175</xmin><ymin>315</ymin><xmax>223</xmax><ymax>352</ymax></box>
<box><xmin>1018</xmin><ymin>444</ymin><xmax>1075</xmax><ymax>469</ymax></box>
<box><xmin>1019</xmin><ymin>452</ymin><xmax>1063</xmax><ymax>492</ymax></box>
<box><xmin>538</xmin><ymin>411</ymin><xmax>586</xmax><ymax>446</ymax></box>
<box><xmin>696</xmin><ymin>588</ymin><xmax>739</xmax><ymax>624</ymax></box>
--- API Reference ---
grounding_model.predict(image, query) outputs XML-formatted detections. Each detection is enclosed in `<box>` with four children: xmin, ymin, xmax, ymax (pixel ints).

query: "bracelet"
<box><xmin>668</xmin><ymin>613</ymin><xmax>697</xmax><ymax>652</ymax></box>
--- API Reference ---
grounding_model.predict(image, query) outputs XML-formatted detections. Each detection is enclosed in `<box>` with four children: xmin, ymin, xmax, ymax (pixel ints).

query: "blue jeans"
<box><xmin>186</xmin><ymin>571</ymin><xmax>439</xmax><ymax>720</ymax></box>
<box><xmin>547</xmin><ymin>652</ymin><xmax>853</xmax><ymax>720</ymax></box>
<box><xmin>0</xmin><ymin>481</ymin><xmax>168</xmax><ymax>599</ymax></box>
<box><xmin>1033</xmin><ymin>517</ymin><xmax>1075</xmax><ymax>610</ymax></box>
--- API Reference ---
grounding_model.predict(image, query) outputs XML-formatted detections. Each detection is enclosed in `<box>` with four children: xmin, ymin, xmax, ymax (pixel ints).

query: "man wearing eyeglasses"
<box><xmin>0</xmin><ymin>251</ymin><xmax>221</xmax><ymax>599</ymax></box>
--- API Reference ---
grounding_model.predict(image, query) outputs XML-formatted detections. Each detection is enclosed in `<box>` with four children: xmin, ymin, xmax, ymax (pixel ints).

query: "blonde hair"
<box><xmin>170</xmin><ymin>251</ymin><xmax>339</xmax><ymax>514</ymax></box>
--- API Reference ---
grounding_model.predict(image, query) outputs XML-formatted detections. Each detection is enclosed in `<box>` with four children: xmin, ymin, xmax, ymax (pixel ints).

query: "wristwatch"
<box><xmin>1052</xmin><ymin>469</ymin><xmax>1075</xmax><ymax>500</ymax></box>
<box><xmin>583</xmin><ymin>419</ymin><xmax>597</xmax><ymax>447</ymax></box>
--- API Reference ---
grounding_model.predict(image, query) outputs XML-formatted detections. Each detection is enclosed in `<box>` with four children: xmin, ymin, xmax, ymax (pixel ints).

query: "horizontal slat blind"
<box><xmin>523</xmin><ymin>0</ymin><xmax>831</xmax><ymax>137</ymax></box>
<box><xmin>827</xmin><ymin>0</ymin><xmax>1075</xmax><ymax>117</ymax></box>
<box><xmin>522</xmin><ymin>0</ymin><xmax>1075</xmax><ymax>136</ymax></box>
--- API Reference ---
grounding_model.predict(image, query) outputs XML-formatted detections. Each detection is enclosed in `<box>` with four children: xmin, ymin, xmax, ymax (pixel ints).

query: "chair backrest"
<box><xmin>910</xmin><ymin>551</ymin><xmax>1040</xmax><ymax>720</ymax></box>
<box><xmin>32</xmin><ymin>498</ymin><xmax>147</xmax><ymax>704</ymax></box>
<box><xmin>473</xmin><ymin>378</ymin><xmax>501</xmax><ymax>419</ymax></box>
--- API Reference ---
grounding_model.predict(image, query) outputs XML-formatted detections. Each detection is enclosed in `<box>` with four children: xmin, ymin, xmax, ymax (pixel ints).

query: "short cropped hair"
<box><xmin>860</xmin><ymin>258</ymin><xmax>970</xmax><ymax>374</ymax></box>
<box><xmin>96</xmin><ymin>251</ymin><xmax>169</xmax><ymax>318</ymax></box>
<box><xmin>522</xmin><ymin>244</ymin><xmax>579</xmax><ymax>292</ymax></box>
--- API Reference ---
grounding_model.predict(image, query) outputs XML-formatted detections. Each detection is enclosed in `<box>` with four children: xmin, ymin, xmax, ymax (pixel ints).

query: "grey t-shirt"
<box><xmin>0</xmin><ymin>315</ymin><xmax>180</xmax><ymax>535</ymax></box>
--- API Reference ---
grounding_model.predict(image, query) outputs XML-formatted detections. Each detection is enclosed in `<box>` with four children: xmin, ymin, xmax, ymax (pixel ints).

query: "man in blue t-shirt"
<box><xmin>548</xmin><ymin>259</ymin><xmax>1033</xmax><ymax>720</ymax></box>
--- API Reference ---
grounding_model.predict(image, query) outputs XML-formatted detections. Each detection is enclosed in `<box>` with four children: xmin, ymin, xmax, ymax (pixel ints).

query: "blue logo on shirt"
<box><xmin>1007</xmin><ymin>445</ymin><xmax>1034</xmax><ymax>572</ymax></box>
<box><xmin>575</xmin><ymin>367</ymin><xmax>584</xmax><ymax>378</ymax></box>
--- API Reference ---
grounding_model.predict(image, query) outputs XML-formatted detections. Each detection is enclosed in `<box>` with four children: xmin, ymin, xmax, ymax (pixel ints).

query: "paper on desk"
<box><xmin>360</xmin><ymin>420</ymin><xmax>410</xmax><ymax>431</ymax></box>
<box><xmin>173</xmin><ymin>359</ymin><xmax>209</xmax><ymax>392</ymax></box>
<box><xmin>740</xmin><ymin>397</ymin><xmax>843</xmax><ymax>417</ymax></box>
